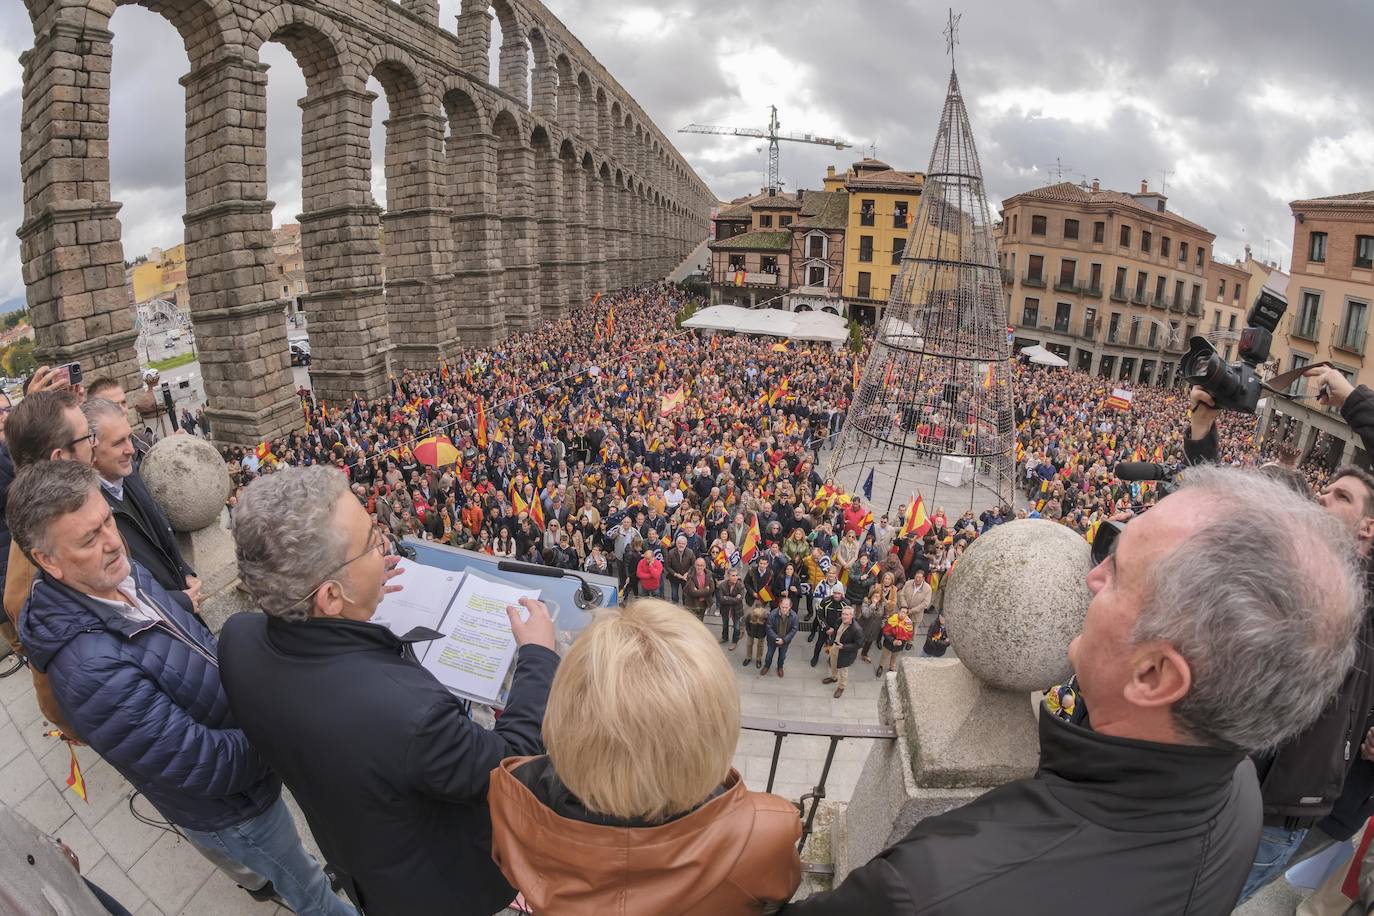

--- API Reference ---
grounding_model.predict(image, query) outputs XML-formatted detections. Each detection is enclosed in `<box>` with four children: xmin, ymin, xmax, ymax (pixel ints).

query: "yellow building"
<box><xmin>129</xmin><ymin>243</ymin><xmax>187</xmax><ymax>306</ymax></box>
<box><xmin>827</xmin><ymin>159</ymin><xmax>924</xmax><ymax>320</ymax></box>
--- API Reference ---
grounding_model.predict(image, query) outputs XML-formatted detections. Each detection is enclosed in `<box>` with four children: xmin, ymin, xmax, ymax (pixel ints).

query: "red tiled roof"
<box><xmin>1004</xmin><ymin>182</ymin><xmax>1213</xmax><ymax>237</ymax></box>
<box><xmin>1291</xmin><ymin>190</ymin><xmax>1374</xmax><ymax>209</ymax></box>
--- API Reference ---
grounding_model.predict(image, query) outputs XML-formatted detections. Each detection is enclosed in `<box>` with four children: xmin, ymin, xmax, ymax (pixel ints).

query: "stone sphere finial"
<box><xmin>942</xmin><ymin>519</ymin><xmax>1093</xmax><ymax>692</ymax></box>
<box><xmin>139</xmin><ymin>434</ymin><xmax>231</xmax><ymax>532</ymax></box>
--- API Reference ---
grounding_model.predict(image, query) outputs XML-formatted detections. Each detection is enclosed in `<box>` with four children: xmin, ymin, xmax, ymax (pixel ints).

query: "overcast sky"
<box><xmin>1</xmin><ymin>0</ymin><xmax>1371</xmax><ymax>310</ymax></box>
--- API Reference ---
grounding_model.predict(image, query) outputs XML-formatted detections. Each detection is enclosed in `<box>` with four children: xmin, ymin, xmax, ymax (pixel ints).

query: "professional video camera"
<box><xmin>1178</xmin><ymin>286</ymin><xmax>1288</xmax><ymax>415</ymax></box>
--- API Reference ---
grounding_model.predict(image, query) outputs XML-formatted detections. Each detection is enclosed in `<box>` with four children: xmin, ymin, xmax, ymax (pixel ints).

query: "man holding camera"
<box><xmin>1186</xmin><ymin>370</ymin><xmax>1374</xmax><ymax>903</ymax></box>
<box><xmin>784</xmin><ymin>465</ymin><xmax>1364</xmax><ymax>914</ymax></box>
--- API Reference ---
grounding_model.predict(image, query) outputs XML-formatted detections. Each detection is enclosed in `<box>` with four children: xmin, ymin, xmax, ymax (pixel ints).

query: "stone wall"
<box><xmin>17</xmin><ymin>0</ymin><xmax>714</xmax><ymax>443</ymax></box>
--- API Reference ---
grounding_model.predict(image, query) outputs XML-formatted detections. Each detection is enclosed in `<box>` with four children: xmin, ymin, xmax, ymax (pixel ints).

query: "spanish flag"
<box><xmin>899</xmin><ymin>492</ymin><xmax>932</xmax><ymax>539</ymax></box>
<box><xmin>510</xmin><ymin>483</ymin><xmax>529</xmax><ymax>516</ymax></box>
<box><xmin>592</xmin><ymin>291</ymin><xmax>603</xmax><ymax>306</ymax></box>
<box><xmin>741</xmin><ymin>514</ymin><xmax>761</xmax><ymax>563</ymax></box>
<box><xmin>255</xmin><ymin>441</ymin><xmax>273</xmax><ymax>463</ymax></box>
<box><xmin>530</xmin><ymin>496</ymin><xmax>546</xmax><ymax>531</ymax></box>
<box><xmin>982</xmin><ymin>362</ymin><xmax>994</xmax><ymax>390</ymax></box>
<box><xmin>45</xmin><ymin>732</ymin><xmax>87</xmax><ymax>803</ymax></box>
<box><xmin>475</xmin><ymin>398</ymin><xmax>488</xmax><ymax>449</ymax></box>
<box><xmin>758</xmin><ymin>584</ymin><xmax>774</xmax><ymax>604</ymax></box>
<box><xmin>768</xmin><ymin>376</ymin><xmax>790</xmax><ymax>407</ymax></box>
<box><xmin>606</xmin><ymin>305</ymin><xmax>616</xmax><ymax>336</ymax></box>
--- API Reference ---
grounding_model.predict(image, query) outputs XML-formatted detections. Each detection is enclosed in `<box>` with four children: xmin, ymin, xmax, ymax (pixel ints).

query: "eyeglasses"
<box><xmin>289</xmin><ymin>523</ymin><xmax>388</xmax><ymax>608</ymax></box>
<box><xmin>1090</xmin><ymin>520</ymin><xmax>1126</xmax><ymax>567</ymax></box>
<box><xmin>67</xmin><ymin>430</ymin><xmax>98</xmax><ymax>451</ymax></box>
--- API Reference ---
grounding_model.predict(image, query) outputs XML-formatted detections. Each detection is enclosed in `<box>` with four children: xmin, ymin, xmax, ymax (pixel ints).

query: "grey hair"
<box><xmin>1134</xmin><ymin>464</ymin><xmax>1366</xmax><ymax>753</ymax></box>
<box><xmin>233</xmin><ymin>465</ymin><xmax>352</xmax><ymax>623</ymax></box>
<box><xmin>81</xmin><ymin>398</ymin><xmax>127</xmax><ymax>437</ymax></box>
<box><xmin>7</xmin><ymin>461</ymin><xmax>103</xmax><ymax>558</ymax></box>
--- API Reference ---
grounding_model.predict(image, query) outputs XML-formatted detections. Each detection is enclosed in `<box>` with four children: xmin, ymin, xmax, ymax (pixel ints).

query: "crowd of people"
<box><xmin>7</xmin><ymin>278</ymin><xmax>1374</xmax><ymax>915</ymax></box>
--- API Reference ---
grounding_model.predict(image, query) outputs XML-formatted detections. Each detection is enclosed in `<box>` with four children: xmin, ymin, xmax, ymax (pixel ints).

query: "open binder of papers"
<box><xmin>372</xmin><ymin>561</ymin><xmax>555</xmax><ymax>707</ymax></box>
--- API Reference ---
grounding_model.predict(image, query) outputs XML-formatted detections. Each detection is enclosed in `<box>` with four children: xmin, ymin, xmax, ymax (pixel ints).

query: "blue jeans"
<box><xmin>1237</xmin><ymin>825</ymin><xmax>1308</xmax><ymax>904</ymax></box>
<box><xmin>764</xmin><ymin>639</ymin><xmax>791</xmax><ymax>670</ymax></box>
<box><xmin>669</xmin><ymin>579</ymin><xmax>683</xmax><ymax>604</ymax></box>
<box><xmin>182</xmin><ymin>797</ymin><xmax>355</xmax><ymax>916</ymax></box>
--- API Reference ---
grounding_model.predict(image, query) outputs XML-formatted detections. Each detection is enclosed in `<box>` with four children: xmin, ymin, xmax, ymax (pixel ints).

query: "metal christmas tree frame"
<box><xmin>826</xmin><ymin>17</ymin><xmax>1016</xmax><ymax>518</ymax></box>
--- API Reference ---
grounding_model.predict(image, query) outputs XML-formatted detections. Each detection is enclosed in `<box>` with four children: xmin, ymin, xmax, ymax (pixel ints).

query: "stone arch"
<box><xmin>489</xmin><ymin>0</ymin><xmax>529</xmax><ymax>102</ymax></box>
<box><xmin>115</xmin><ymin>0</ymin><xmax>242</xmax><ymax>66</ymax></box>
<box><xmin>245</xmin><ymin>3</ymin><xmax>349</xmax><ymax>90</ymax></box>
<box><xmin>595</xmin><ymin>86</ymin><xmax>610</xmax><ymax>151</ymax></box>
<box><xmin>554</xmin><ymin>53</ymin><xmax>575</xmax><ymax>129</ymax></box>
<box><xmin>365</xmin><ymin>47</ymin><xmax>451</xmax><ymax>369</ymax></box>
<box><xmin>529</xmin><ymin>125</ymin><xmax>564</xmax><ymax>318</ymax></box>
<box><xmin>576</xmin><ymin>71</ymin><xmax>593</xmax><ymax>138</ymax></box>
<box><xmin>609</xmin><ymin>99</ymin><xmax>623</xmax><ymax>161</ymax></box>
<box><xmin>494</xmin><ymin>108</ymin><xmax>536</xmax><ymax>329</ymax></box>
<box><xmin>582</xmin><ymin>151</ymin><xmax>605</xmax><ymax>295</ymax></box>
<box><xmin>527</xmin><ymin>27</ymin><xmax>553</xmax><ymax>115</ymax></box>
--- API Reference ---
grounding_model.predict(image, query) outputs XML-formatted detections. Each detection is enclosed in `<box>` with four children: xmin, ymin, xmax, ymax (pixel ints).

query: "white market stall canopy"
<box><xmin>683</xmin><ymin>305</ymin><xmax>849</xmax><ymax>344</ymax></box>
<box><xmin>1021</xmin><ymin>344</ymin><xmax>1068</xmax><ymax>367</ymax></box>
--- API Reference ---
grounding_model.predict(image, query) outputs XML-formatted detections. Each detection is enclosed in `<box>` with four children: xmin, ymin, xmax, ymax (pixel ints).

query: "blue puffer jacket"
<box><xmin>18</xmin><ymin>560</ymin><xmax>278</xmax><ymax>832</ymax></box>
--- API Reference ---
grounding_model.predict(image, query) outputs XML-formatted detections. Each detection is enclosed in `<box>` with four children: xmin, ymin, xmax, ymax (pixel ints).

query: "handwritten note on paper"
<box><xmin>420</xmin><ymin>572</ymin><xmax>539</xmax><ymax>705</ymax></box>
<box><xmin>371</xmin><ymin>561</ymin><xmax>463</xmax><ymax>639</ymax></box>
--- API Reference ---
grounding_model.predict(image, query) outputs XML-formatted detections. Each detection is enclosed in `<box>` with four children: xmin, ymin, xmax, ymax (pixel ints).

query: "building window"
<box><xmin>1295</xmin><ymin>291</ymin><xmax>1320</xmax><ymax>339</ymax></box>
<box><xmin>1174</xmin><ymin>279</ymin><xmax>1185</xmax><ymax>308</ymax></box>
<box><xmin>1107</xmin><ymin>312</ymin><xmax>1121</xmax><ymax>343</ymax></box>
<box><xmin>1084</xmin><ymin>306</ymin><xmax>1097</xmax><ymax>337</ymax></box>
<box><xmin>1184</xmin><ymin>323</ymin><xmax>1195</xmax><ymax>342</ymax></box>
<box><xmin>894</xmin><ymin>201</ymin><xmax>909</xmax><ymax>229</ymax></box>
<box><xmin>1059</xmin><ymin>259</ymin><xmax>1076</xmax><ymax>287</ymax></box>
<box><xmin>1022</xmin><ymin>297</ymin><xmax>1040</xmax><ymax>327</ymax></box>
<box><xmin>857</xmin><ymin>271</ymin><xmax>872</xmax><ymax>298</ymax></box>
<box><xmin>1288</xmin><ymin>354</ymin><xmax>1311</xmax><ymax>396</ymax></box>
<box><xmin>1141</xmin><ymin>231</ymin><xmax>1153</xmax><ymax>254</ymax></box>
<box><xmin>1216</xmin><ymin>278</ymin><xmax>1225</xmax><ymax>299</ymax></box>
<box><xmin>1128</xmin><ymin>316</ymin><xmax>1140</xmax><ymax>345</ymax></box>
<box><xmin>1012</xmin><ymin>214</ymin><xmax>1018</xmax><ymax>235</ymax></box>
<box><xmin>858</xmin><ymin>236</ymin><xmax>874</xmax><ymax>262</ymax></box>
<box><xmin>1196</xmin><ymin>247</ymin><xmax>1204</xmax><ymax>267</ymax></box>
<box><xmin>1212</xmin><ymin>309</ymin><xmax>1221</xmax><ymax>331</ymax></box>
<box><xmin>1155</xmin><ymin>275</ymin><xmax>1167</xmax><ymax>303</ymax></box>
<box><xmin>1179</xmin><ymin>242</ymin><xmax>1188</xmax><ymax>263</ymax></box>
<box><xmin>1089</xmin><ymin>263</ymin><xmax>1103</xmax><ymax>292</ymax></box>
<box><xmin>808</xmin><ymin>265</ymin><xmax>826</xmax><ymax>286</ymax></box>
<box><xmin>808</xmin><ymin>234</ymin><xmax>825</xmax><ymax>259</ymax></box>
<box><xmin>1233</xmin><ymin>282</ymin><xmax>1242</xmax><ymax>304</ymax></box>
<box><xmin>1228</xmin><ymin>313</ymin><xmax>1237</xmax><ymax>331</ymax></box>
<box><xmin>860</xmin><ymin>200</ymin><xmax>875</xmax><ymax>226</ymax></box>
<box><xmin>1114</xmin><ymin>266</ymin><xmax>1128</xmax><ymax>297</ymax></box>
<box><xmin>1191</xmin><ymin>284</ymin><xmax>1201</xmax><ymax>311</ymax></box>
<box><xmin>780</xmin><ymin>215</ymin><xmax>792</xmax><ymax>227</ymax></box>
<box><xmin>1093</xmin><ymin>221</ymin><xmax>1105</xmax><ymax>244</ymax></box>
<box><xmin>1119</xmin><ymin>224</ymin><xmax>1132</xmax><ymax>248</ymax></box>
<box><xmin>1148</xmin><ymin>323</ymin><xmax>1158</xmax><ymax>348</ymax></box>
<box><xmin>1340</xmin><ymin>300</ymin><xmax>1368</xmax><ymax>351</ymax></box>
<box><xmin>760</xmin><ymin>214</ymin><xmax>773</xmax><ymax>228</ymax></box>
<box><xmin>892</xmin><ymin>237</ymin><xmax>906</xmax><ymax>265</ymax></box>
<box><xmin>1161</xmin><ymin>236</ymin><xmax>1171</xmax><ymax>258</ymax></box>
<box><xmin>1357</xmin><ymin>235</ymin><xmax>1374</xmax><ymax>269</ymax></box>
<box><xmin>1031</xmin><ymin>214</ymin><xmax>1047</xmax><ymax>236</ymax></box>
<box><xmin>1064</xmin><ymin>218</ymin><xmax>1079</xmax><ymax>240</ymax></box>
<box><xmin>1310</xmin><ymin>231</ymin><xmax>1328</xmax><ymax>263</ymax></box>
<box><xmin>728</xmin><ymin>254</ymin><xmax>745</xmax><ymax>271</ymax></box>
<box><xmin>1134</xmin><ymin>270</ymin><xmax>1148</xmax><ymax>299</ymax></box>
<box><xmin>1027</xmin><ymin>254</ymin><xmax>1044</xmax><ymax>283</ymax></box>
<box><xmin>761</xmin><ymin>256</ymin><xmax>778</xmax><ymax>274</ymax></box>
<box><xmin>1055</xmin><ymin>301</ymin><xmax>1071</xmax><ymax>333</ymax></box>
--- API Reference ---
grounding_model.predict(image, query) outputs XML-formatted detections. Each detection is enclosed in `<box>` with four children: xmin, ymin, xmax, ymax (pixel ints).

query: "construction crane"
<box><xmin>679</xmin><ymin>106</ymin><xmax>852</xmax><ymax>194</ymax></box>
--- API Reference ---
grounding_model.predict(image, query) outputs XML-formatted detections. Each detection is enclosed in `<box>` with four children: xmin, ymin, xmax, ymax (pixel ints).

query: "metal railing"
<box><xmin>1023</xmin><ymin>273</ymin><xmax>1046</xmax><ymax>288</ymax></box>
<box><xmin>741</xmin><ymin>714</ymin><xmax>898</xmax><ymax>853</ymax></box>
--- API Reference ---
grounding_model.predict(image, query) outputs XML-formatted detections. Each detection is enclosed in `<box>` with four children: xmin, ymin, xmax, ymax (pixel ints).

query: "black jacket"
<box><xmin>217</xmin><ymin>614</ymin><xmax>559</xmax><ymax>916</ymax></box>
<box><xmin>103</xmin><ymin>474</ymin><xmax>195</xmax><ymax>594</ymax></box>
<box><xmin>784</xmin><ymin>707</ymin><xmax>1260</xmax><ymax>915</ymax></box>
<box><xmin>830</xmin><ymin>621</ymin><xmax>862</xmax><ymax>668</ymax></box>
<box><xmin>1186</xmin><ymin>389</ymin><xmax>1374</xmax><ymax>827</ymax></box>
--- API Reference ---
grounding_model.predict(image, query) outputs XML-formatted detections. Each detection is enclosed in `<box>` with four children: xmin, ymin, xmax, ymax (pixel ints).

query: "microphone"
<box><xmin>1113</xmin><ymin>462</ymin><xmax>1177</xmax><ymax>482</ymax></box>
<box><xmin>497</xmin><ymin>560</ymin><xmax>606</xmax><ymax>611</ymax></box>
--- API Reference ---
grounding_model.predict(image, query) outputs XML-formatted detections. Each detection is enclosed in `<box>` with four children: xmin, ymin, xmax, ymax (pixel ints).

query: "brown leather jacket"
<box><xmin>489</xmin><ymin>757</ymin><xmax>802</xmax><ymax>915</ymax></box>
<box><xmin>2</xmin><ymin>542</ymin><xmax>78</xmax><ymax>739</ymax></box>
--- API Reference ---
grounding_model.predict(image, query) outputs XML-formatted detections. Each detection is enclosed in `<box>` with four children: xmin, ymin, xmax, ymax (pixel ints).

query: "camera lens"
<box><xmin>1182</xmin><ymin>351</ymin><xmax>1225</xmax><ymax>386</ymax></box>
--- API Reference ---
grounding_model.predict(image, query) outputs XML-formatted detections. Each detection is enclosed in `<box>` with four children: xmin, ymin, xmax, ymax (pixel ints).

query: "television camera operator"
<box><xmin>1184</xmin><ymin>366</ymin><xmax>1374</xmax><ymax>902</ymax></box>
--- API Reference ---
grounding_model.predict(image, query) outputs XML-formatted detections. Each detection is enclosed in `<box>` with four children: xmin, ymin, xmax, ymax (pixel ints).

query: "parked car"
<box><xmin>290</xmin><ymin>344</ymin><xmax>311</xmax><ymax>366</ymax></box>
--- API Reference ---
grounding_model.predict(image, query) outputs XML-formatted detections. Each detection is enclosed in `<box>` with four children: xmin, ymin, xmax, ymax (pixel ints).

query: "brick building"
<box><xmin>1262</xmin><ymin>191</ymin><xmax>1374</xmax><ymax>468</ymax></box>
<box><xmin>998</xmin><ymin>179</ymin><xmax>1215</xmax><ymax>387</ymax></box>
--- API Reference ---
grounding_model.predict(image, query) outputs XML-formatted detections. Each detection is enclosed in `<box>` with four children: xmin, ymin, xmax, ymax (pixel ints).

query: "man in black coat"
<box><xmin>83</xmin><ymin>400</ymin><xmax>198</xmax><ymax>603</ymax></box>
<box><xmin>219</xmin><ymin>466</ymin><xmax>560</xmax><ymax>916</ymax></box>
<box><xmin>819</xmin><ymin>601</ymin><xmax>860</xmax><ymax>698</ymax></box>
<box><xmin>785</xmin><ymin>465</ymin><xmax>1365</xmax><ymax>915</ymax></box>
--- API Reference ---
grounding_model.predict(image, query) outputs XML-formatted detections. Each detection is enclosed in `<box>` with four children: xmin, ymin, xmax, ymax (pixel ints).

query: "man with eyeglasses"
<box><xmin>8</xmin><ymin>459</ymin><xmax>350</xmax><ymax>915</ymax></box>
<box><xmin>218</xmin><ymin>465</ymin><xmax>560</xmax><ymax>916</ymax></box>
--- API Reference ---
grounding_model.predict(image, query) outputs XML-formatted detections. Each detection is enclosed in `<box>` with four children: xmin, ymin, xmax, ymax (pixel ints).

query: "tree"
<box><xmin>2</xmin><ymin>337</ymin><xmax>37</xmax><ymax>378</ymax></box>
<box><xmin>2</xmin><ymin>308</ymin><xmax>29</xmax><ymax>330</ymax></box>
<box><xmin>848</xmin><ymin>319</ymin><xmax>863</xmax><ymax>353</ymax></box>
<box><xmin>674</xmin><ymin>301</ymin><xmax>698</xmax><ymax>329</ymax></box>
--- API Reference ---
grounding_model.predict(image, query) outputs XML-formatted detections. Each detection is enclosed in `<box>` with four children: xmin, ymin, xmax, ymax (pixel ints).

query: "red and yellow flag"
<box><xmin>530</xmin><ymin>495</ymin><xmax>546</xmax><ymax>531</ymax></box>
<box><xmin>45</xmin><ymin>732</ymin><xmax>87</xmax><ymax>803</ymax></box>
<box><xmin>475</xmin><ymin>398</ymin><xmax>488</xmax><ymax>449</ymax></box>
<box><xmin>741</xmin><ymin>514</ymin><xmax>761</xmax><ymax>563</ymax></box>
<box><xmin>982</xmin><ymin>362</ymin><xmax>995</xmax><ymax>390</ymax></box>
<box><xmin>591</xmin><ymin>291</ymin><xmax>603</xmax><ymax>307</ymax></box>
<box><xmin>899</xmin><ymin>492</ymin><xmax>932</xmax><ymax>539</ymax></box>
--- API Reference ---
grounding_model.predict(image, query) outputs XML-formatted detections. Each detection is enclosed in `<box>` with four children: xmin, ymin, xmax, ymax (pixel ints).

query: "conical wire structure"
<box><xmin>826</xmin><ymin>66</ymin><xmax>1015</xmax><ymax>518</ymax></box>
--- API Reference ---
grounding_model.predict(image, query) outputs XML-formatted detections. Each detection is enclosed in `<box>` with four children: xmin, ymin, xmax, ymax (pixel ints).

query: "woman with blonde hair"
<box><xmin>488</xmin><ymin>598</ymin><xmax>802</xmax><ymax>914</ymax></box>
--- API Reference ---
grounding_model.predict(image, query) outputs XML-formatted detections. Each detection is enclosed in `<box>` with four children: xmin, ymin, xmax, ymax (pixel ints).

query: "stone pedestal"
<box><xmin>823</xmin><ymin>519</ymin><xmax>1093</xmax><ymax>886</ymax></box>
<box><xmin>138</xmin><ymin>434</ymin><xmax>248</xmax><ymax>632</ymax></box>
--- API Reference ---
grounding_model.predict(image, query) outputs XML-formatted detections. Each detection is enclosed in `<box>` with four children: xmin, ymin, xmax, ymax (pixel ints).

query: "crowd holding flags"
<box><xmin>899</xmin><ymin>492</ymin><xmax>932</xmax><ymax>539</ymax></box>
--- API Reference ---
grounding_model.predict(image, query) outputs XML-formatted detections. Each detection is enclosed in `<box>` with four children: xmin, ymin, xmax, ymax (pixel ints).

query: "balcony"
<box><xmin>1131</xmin><ymin>291</ymin><xmax>1151</xmax><ymax>307</ymax></box>
<box><xmin>1053</xmin><ymin>280</ymin><xmax>1079</xmax><ymax>294</ymax></box>
<box><xmin>1186</xmin><ymin>302</ymin><xmax>1202</xmax><ymax>318</ymax></box>
<box><xmin>1168</xmin><ymin>298</ymin><xmax>1186</xmax><ymax>314</ymax></box>
<box><xmin>1110</xmin><ymin>287</ymin><xmax>1129</xmax><ymax>303</ymax></box>
<box><xmin>1332</xmin><ymin>325</ymin><xmax>1367</xmax><ymax>357</ymax></box>
<box><xmin>1291</xmin><ymin>315</ymin><xmax>1320</xmax><ymax>343</ymax></box>
<box><xmin>1082</xmin><ymin>286</ymin><xmax>1103</xmax><ymax>299</ymax></box>
<box><xmin>1001</xmin><ymin>268</ymin><xmax>1014</xmax><ymax>285</ymax></box>
<box><xmin>1023</xmin><ymin>273</ymin><xmax>1046</xmax><ymax>289</ymax></box>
